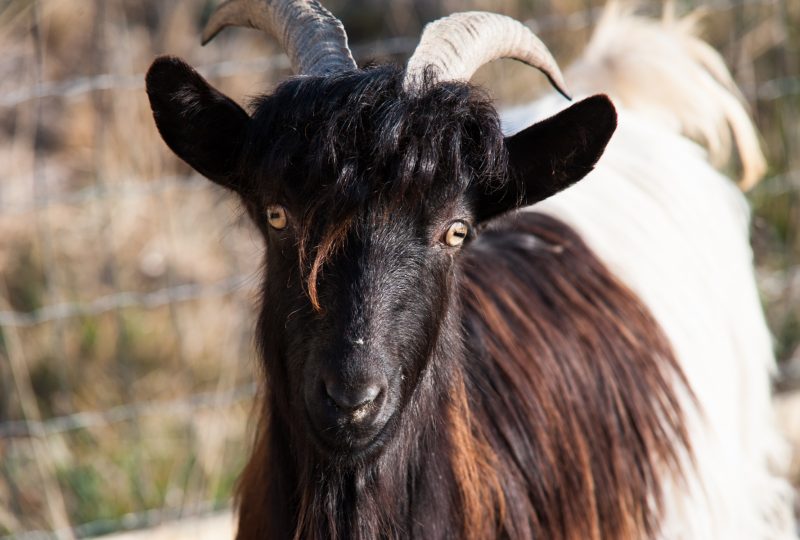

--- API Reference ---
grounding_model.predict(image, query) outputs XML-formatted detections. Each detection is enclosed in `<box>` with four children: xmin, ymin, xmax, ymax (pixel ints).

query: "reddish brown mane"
<box><xmin>459</xmin><ymin>212</ymin><xmax>691</xmax><ymax>539</ymax></box>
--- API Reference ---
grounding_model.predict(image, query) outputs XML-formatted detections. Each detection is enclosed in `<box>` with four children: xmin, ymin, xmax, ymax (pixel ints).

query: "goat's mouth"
<box><xmin>304</xmin><ymin>405</ymin><xmax>397</xmax><ymax>462</ymax></box>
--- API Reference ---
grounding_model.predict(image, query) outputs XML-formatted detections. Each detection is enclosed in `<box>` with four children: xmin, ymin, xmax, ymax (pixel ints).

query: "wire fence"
<box><xmin>0</xmin><ymin>0</ymin><xmax>798</xmax><ymax>537</ymax></box>
<box><xmin>0</xmin><ymin>382</ymin><xmax>256</xmax><ymax>441</ymax></box>
<box><xmin>0</xmin><ymin>274</ymin><xmax>252</xmax><ymax>328</ymax></box>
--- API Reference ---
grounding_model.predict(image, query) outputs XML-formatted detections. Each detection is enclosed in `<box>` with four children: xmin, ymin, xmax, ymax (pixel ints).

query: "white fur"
<box><xmin>503</xmin><ymin>6</ymin><xmax>796</xmax><ymax>539</ymax></box>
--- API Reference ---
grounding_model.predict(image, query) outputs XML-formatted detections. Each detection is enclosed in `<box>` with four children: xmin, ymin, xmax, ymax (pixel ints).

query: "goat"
<box><xmin>144</xmin><ymin>1</ymin><xmax>796</xmax><ymax>538</ymax></box>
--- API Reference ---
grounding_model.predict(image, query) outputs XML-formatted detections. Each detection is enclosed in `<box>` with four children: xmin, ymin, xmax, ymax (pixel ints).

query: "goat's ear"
<box><xmin>146</xmin><ymin>56</ymin><xmax>250</xmax><ymax>191</ymax></box>
<box><xmin>475</xmin><ymin>95</ymin><xmax>617</xmax><ymax>222</ymax></box>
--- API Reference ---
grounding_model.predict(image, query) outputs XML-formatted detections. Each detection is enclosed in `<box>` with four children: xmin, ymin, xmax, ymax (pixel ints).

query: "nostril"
<box><xmin>325</xmin><ymin>381</ymin><xmax>382</xmax><ymax>411</ymax></box>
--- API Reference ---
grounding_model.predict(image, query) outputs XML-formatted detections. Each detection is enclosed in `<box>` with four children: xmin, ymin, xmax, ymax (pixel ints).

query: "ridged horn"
<box><xmin>201</xmin><ymin>0</ymin><xmax>357</xmax><ymax>76</ymax></box>
<box><xmin>404</xmin><ymin>11</ymin><xmax>570</xmax><ymax>99</ymax></box>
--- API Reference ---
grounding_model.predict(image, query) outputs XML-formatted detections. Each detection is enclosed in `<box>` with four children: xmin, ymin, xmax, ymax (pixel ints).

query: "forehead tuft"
<box><xmin>242</xmin><ymin>65</ymin><xmax>508</xmax><ymax>210</ymax></box>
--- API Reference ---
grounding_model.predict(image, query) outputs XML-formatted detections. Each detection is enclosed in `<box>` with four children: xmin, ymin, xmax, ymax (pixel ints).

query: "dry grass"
<box><xmin>0</xmin><ymin>0</ymin><xmax>797</xmax><ymax>537</ymax></box>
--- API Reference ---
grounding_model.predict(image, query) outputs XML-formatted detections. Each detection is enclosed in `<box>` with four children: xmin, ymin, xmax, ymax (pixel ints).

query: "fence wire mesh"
<box><xmin>0</xmin><ymin>0</ymin><xmax>798</xmax><ymax>537</ymax></box>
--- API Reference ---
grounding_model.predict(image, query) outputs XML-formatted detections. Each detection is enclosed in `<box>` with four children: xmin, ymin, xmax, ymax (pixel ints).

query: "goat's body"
<box><xmin>502</xmin><ymin>7</ymin><xmax>795</xmax><ymax>538</ymax></box>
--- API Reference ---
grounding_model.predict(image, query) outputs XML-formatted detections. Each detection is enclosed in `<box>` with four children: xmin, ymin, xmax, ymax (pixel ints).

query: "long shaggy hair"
<box><xmin>460</xmin><ymin>213</ymin><xmax>690</xmax><ymax>539</ymax></box>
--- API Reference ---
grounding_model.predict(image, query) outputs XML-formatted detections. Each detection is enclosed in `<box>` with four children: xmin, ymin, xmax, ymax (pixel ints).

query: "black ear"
<box><xmin>145</xmin><ymin>55</ymin><xmax>250</xmax><ymax>190</ymax></box>
<box><xmin>475</xmin><ymin>94</ymin><xmax>617</xmax><ymax>222</ymax></box>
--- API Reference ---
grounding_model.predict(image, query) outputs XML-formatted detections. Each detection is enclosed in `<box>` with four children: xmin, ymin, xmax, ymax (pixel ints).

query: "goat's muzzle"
<box><xmin>305</xmin><ymin>372</ymin><xmax>394</xmax><ymax>454</ymax></box>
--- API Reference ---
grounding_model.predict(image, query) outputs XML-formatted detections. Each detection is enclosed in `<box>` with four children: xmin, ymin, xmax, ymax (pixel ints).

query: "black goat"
<box><xmin>145</xmin><ymin>1</ymin><xmax>794</xmax><ymax>539</ymax></box>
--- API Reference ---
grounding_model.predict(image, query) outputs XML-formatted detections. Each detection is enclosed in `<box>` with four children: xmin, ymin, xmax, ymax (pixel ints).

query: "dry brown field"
<box><xmin>0</xmin><ymin>0</ymin><xmax>798</xmax><ymax>537</ymax></box>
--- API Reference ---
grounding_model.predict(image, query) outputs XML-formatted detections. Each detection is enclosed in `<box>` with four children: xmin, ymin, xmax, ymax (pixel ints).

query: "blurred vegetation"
<box><xmin>0</xmin><ymin>0</ymin><xmax>797</xmax><ymax>536</ymax></box>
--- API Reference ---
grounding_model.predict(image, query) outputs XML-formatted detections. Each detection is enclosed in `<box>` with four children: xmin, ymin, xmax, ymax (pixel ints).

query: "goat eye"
<box><xmin>266</xmin><ymin>205</ymin><xmax>288</xmax><ymax>230</ymax></box>
<box><xmin>444</xmin><ymin>221</ymin><xmax>469</xmax><ymax>247</ymax></box>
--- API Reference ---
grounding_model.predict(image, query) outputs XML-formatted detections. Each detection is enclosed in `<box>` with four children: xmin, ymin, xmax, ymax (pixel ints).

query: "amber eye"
<box><xmin>266</xmin><ymin>205</ymin><xmax>288</xmax><ymax>230</ymax></box>
<box><xmin>444</xmin><ymin>221</ymin><xmax>469</xmax><ymax>247</ymax></box>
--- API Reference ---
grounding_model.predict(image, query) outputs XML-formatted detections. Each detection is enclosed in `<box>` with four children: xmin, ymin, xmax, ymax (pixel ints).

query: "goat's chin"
<box><xmin>303</xmin><ymin>408</ymin><xmax>399</xmax><ymax>466</ymax></box>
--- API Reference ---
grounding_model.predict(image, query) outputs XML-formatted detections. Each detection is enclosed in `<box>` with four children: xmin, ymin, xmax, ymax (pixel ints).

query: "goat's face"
<box><xmin>258</xmin><ymin>188</ymin><xmax>468</xmax><ymax>457</ymax></box>
<box><xmin>146</xmin><ymin>59</ymin><xmax>616</xmax><ymax>461</ymax></box>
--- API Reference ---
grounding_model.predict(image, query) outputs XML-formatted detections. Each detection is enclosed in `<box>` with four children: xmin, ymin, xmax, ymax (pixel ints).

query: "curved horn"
<box><xmin>202</xmin><ymin>0</ymin><xmax>357</xmax><ymax>76</ymax></box>
<box><xmin>404</xmin><ymin>12</ymin><xmax>570</xmax><ymax>99</ymax></box>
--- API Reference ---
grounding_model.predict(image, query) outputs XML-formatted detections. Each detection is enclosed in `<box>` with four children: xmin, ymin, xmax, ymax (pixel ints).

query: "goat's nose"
<box><xmin>325</xmin><ymin>380</ymin><xmax>382</xmax><ymax>412</ymax></box>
